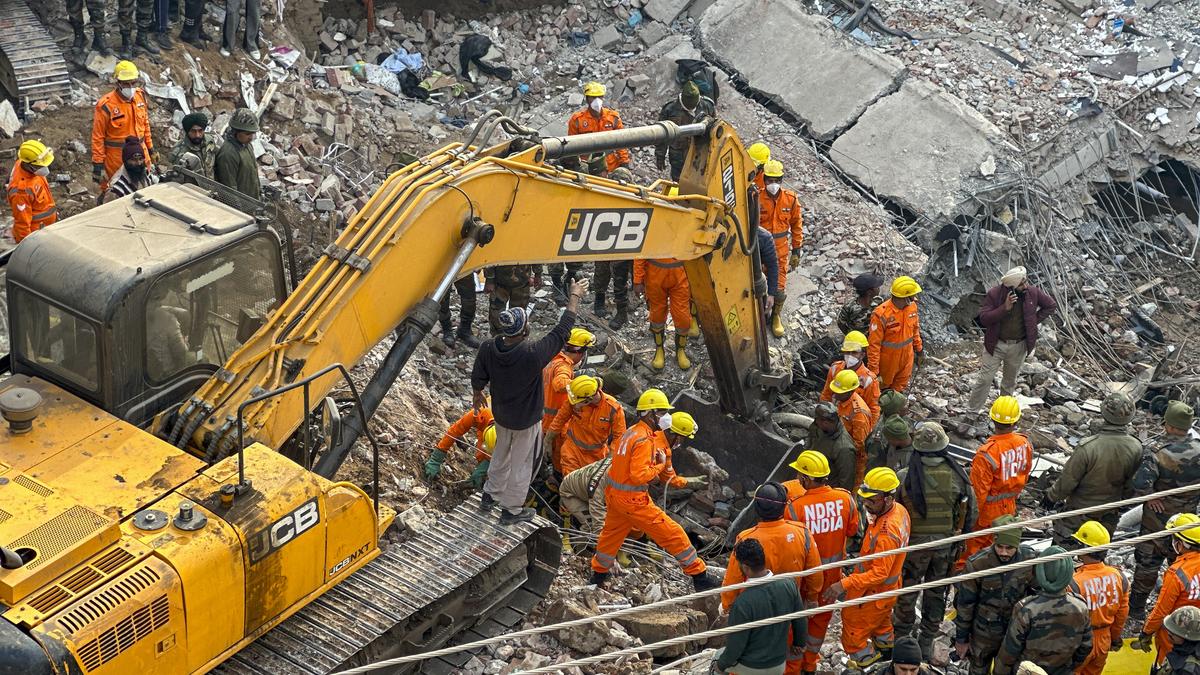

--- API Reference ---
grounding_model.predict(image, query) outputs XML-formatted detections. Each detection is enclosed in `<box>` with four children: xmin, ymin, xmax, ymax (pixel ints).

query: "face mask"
<box><xmin>658</xmin><ymin>413</ymin><xmax>673</xmax><ymax>431</ymax></box>
<box><xmin>844</xmin><ymin>354</ymin><xmax>860</xmax><ymax>368</ymax></box>
<box><xmin>119</xmin><ymin>86</ymin><xmax>136</xmax><ymax>100</ymax></box>
<box><xmin>765</xmin><ymin>183</ymin><xmax>781</xmax><ymax>196</ymax></box>
<box><xmin>33</xmin><ymin>166</ymin><xmax>50</xmax><ymax>177</ymax></box>
<box><xmin>589</xmin><ymin>98</ymin><xmax>603</xmax><ymax>113</ymax></box>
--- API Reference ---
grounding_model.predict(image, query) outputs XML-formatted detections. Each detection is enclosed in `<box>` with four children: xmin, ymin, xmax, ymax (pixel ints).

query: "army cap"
<box><xmin>992</xmin><ymin>514</ymin><xmax>1022</xmax><ymax>547</ymax></box>
<box><xmin>879</xmin><ymin>390</ymin><xmax>908</xmax><ymax>417</ymax></box>
<box><xmin>1165</xmin><ymin>605</ymin><xmax>1200</xmax><ymax>641</ymax></box>
<box><xmin>1100</xmin><ymin>392</ymin><xmax>1134</xmax><ymax>426</ymax></box>
<box><xmin>1165</xmin><ymin>401</ymin><xmax>1195</xmax><ymax>430</ymax></box>
<box><xmin>814</xmin><ymin>402</ymin><xmax>839</xmax><ymax>420</ymax></box>
<box><xmin>229</xmin><ymin>107</ymin><xmax>260</xmax><ymax>133</ymax></box>
<box><xmin>881</xmin><ymin>415</ymin><xmax>911</xmax><ymax>442</ymax></box>
<box><xmin>1035</xmin><ymin>546</ymin><xmax>1073</xmax><ymax>593</ymax></box>
<box><xmin>912</xmin><ymin>421</ymin><xmax>949</xmax><ymax>453</ymax></box>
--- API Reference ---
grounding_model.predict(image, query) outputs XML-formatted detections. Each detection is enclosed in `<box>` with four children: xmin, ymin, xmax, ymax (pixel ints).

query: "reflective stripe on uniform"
<box><xmin>104</xmin><ymin>139</ymin><xmax>125</xmax><ymax>147</ymax></box>
<box><xmin>567</xmin><ymin>429</ymin><xmax>603</xmax><ymax>451</ymax></box>
<box><xmin>985</xmin><ymin>491</ymin><xmax>1021</xmax><ymax>503</ymax></box>
<box><xmin>31</xmin><ymin>206</ymin><xmax>56</xmax><ymax>221</ymax></box>
<box><xmin>880</xmin><ymin>575</ymin><xmax>899</xmax><ymax>587</ymax></box>
<box><xmin>544</xmin><ymin>406</ymin><xmax>559</xmax><ymax>416</ymax></box>
<box><xmin>881</xmin><ymin>337</ymin><xmax>914</xmax><ymax>348</ymax></box>
<box><xmin>821</xmin><ymin>554</ymin><xmax>843</xmax><ymax>564</ymax></box>
<box><xmin>605</xmin><ymin>476</ymin><xmax>647</xmax><ymax>493</ymax></box>
<box><xmin>982</xmin><ymin>453</ymin><xmax>999</xmax><ymax>470</ymax></box>
<box><xmin>771</xmin><ymin>231</ymin><xmax>789</xmax><ymax>239</ymax></box>
<box><xmin>675</xmin><ymin>546</ymin><xmax>699</xmax><ymax>567</ymax></box>
<box><xmin>649</xmin><ymin>260</ymin><xmax>684</xmax><ymax>268</ymax></box>
<box><xmin>594</xmin><ymin>551</ymin><xmax>616</xmax><ymax>571</ymax></box>
<box><xmin>1177</xmin><ymin>567</ymin><xmax>1190</xmax><ymax>586</ymax></box>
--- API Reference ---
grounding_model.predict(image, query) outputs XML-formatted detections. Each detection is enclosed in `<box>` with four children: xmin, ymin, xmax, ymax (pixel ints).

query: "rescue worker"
<box><xmin>1067</xmin><ymin>521</ymin><xmax>1129</xmax><ymax>675</ymax></box>
<box><xmin>747</xmin><ymin>142</ymin><xmax>770</xmax><ymax>194</ymax></box>
<box><xmin>1132</xmin><ymin>513</ymin><xmax>1200</xmax><ymax>665</ymax></box>
<box><xmin>7</xmin><ymin>140</ymin><xmax>57</xmax><ymax>244</ymax></box>
<box><xmin>485</xmin><ymin>264</ymin><xmax>537</xmax><ymax>335</ymax></box>
<box><xmin>1044</xmin><ymin>392</ymin><xmax>1141</xmax><ymax>546</ymax></box>
<box><xmin>830</xmin><ymin>369</ymin><xmax>872</xmax><ymax>483</ymax></box>
<box><xmin>759</xmin><ymin>160</ymin><xmax>803</xmax><ymax>337</ymax></box>
<box><xmin>838</xmin><ymin>273</ymin><xmax>885</xmax><ymax>337</ymax></box>
<box><xmin>424</xmin><ymin>406</ymin><xmax>495</xmax><ymax>488</ymax></box>
<box><xmin>541</xmin><ymin>329</ymin><xmax>595</xmax><ymax>472</ymax></box>
<box><xmin>808</xmin><ymin>403</ymin><xmax>858</xmax><ymax>492</ymax></box>
<box><xmin>633</xmin><ymin>252</ymin><xmax>693</xmax><ymax>371</ymax></box>
<box><xmin>893</xmin><ymin>422</ymin><xmax>975</xmax><ymax>660</ymax></box>
<box><xmin>954</xmin><ymin>515</ymin><xmax>1037</xmax><ymax>675</ymax></box>
<box><xmin>214</xmin><ymin>108</ymin><xmax>262</xmax><ymax>199</ymax></box>
<box><xmin>68</xmin><ymin>0</ymin><xmax>111</xmax><ymax>55</ymax></box>
<box><xmin>545</xmin><ymin>375</ymin><xmax>626</xmax><ymax>476</ymax></box>
<box><xmin>102</xmin><ymin>136</ymin><xmax>158</xmax><ymax>203</ymax></box>
<box><xmin>958</xmin><ymin>396</ymin><xmax>1032</xmax><ymax>567</ymax></box>
<box><xmin>821</xmin><ymin>331</ymin><xmax>882</xmax><ymax>425</ymax></box>
<box><xmin>993</xmin><ymin>547</ymin><xmax>1092</xmax><ymax>675</ymax></box>
<box><xmin>169</xmin><ymin>112</ymin><xmax>218</xmax><ymax>178</ymax></box>
<box><xmin>822</xmin><ymin>467</ymin><xmax>911</xmax><ymax>669</ymax></box>
<box><xmin>591</xmin><ymin>394</ymin><xmax>717</xmax><ymax>590</ymax></box>
<box><xmin>92</xmin><ymin>60</ymin><xmax>153</xmax><ymax>191</ymax></box>
<box><xmin>1160</xmin><ymin>606</ymin><xmax>1200</xmax><ymax>675</ymax></box>
<box><xmin>867</xmin><ymin>416</ymin><xmax>914</xmax><ymax>473</ymax></box>
<box><xmin>655</xmin><ymin>81</ymin><xmax>715</xmax><ymax>180</ymax></box>
<box><xmin>567</xmin><ymin>81</ymin><xmax>629</xmax><ymax>175</ymax></box>
<box><xmin>118</xmin><ymin>0</ymin><xmax>159</xmax><ymax>58</ymax></box>
<box><xmin>592</xmin><ymin>168</ymin><xmax>634</xmax><ymax>329</ymax></box>
<box><xmin>1131</xmin><ymin>400</ymin><xmax>1200</xmax><ymax>619</ymax></box>
<box><xmin>968</xmin><ymin>266</ymin><xmax>1058</xmax><ymax>411</ymax></box>
<box><xmin>437</xmin><ymin>273</ymin><xmax>479</xmax><ymax>349</ymax></box>
<box><xmin>783</xmin><ymin>450</ymin><xmax>861</xmax><ymax>675</ymax></box>
<box><xmin>867</xmin><ymin>276</ymin><xmax>924</xmax><ymax>392</ymax></box>
<box><xmin>559</xmin><ymin>455</ymin><xmax>612</xmax><ymax>533</ymax></box>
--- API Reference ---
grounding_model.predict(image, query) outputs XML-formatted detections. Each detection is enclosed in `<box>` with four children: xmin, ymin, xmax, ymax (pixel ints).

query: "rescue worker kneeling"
<box><xmin>591</xmin><ymin>389</ymin><xmax>715</xmax><ymax>590</ymax></box>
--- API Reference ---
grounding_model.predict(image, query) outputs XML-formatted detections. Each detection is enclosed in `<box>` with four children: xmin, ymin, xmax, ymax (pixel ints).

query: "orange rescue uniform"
<box><xmin>866</xmin><ymin>299</ymin><xmax>922</xmax><ymax>392</ymax></box>
<box><xmin>958</xmin><ymin>432</ymin><xmax>1033</xmax><ymax>567</ymax></box>
<box><xmin>92</xmin><ymin>89</ymin><xmax>154</xmax><ymax>188</ymax></box>
<box><xmin>840</xmin><ymin>502</ymin><xmax>910</xmax><ymax>666</ymax></box>
<box><xmin>758</xmin><ymin>187</ymin><xmax>803</xmax><ymax>290</ymax></box>
<box><xmin>786</xmin><ymin>483</ymin><xmax>861</xmax><ymax>672</ymax></box>
<box><xmin>1070</xmin><ymin>561</ymin><xmax>1129</xmax><ymax>675</ymax></box>
<box><xmin>542</xmin><ymin>353</ymin><xmax>575</xmax><ymax>471</ymax></box>
<box><xmin>6</xmin><ymin>164</ymin><xmax>57</xmax><ymax>243</ymax></box>
<box><xmin>437</xmin><ymin>407</ymin><xmax>495</xmax><ymax>464</ymax></box>
<box><xmin>592</xmin><ymin>420</ymin><xmax>700</xmax><ymax>575</ymax></box>
<box><xmin>567</xmin><ymin>107</ymin><xmax>630</xmax><ymax>174</ymax></box>
<box><xmin>821</xmin><ymin>361</ymin><xmax>882</xmax><ymax>426</ymax></box>
<box><xmin>633</xmin><ymin>258</ymin><xmax>691</xmax><ymax>332</ymax></box>
<box><xmin>838</xmin><ymin>392</ymin><xmax>873</xmax><ymax>484</ymax></box>
<box><xmin>548</xmin><ymin>393</ymin><xmax>626</xmax><ymax>475</ymax></box>
<box><xmin>1145</xmin><ymin>550</ymin><xmax>1200</xmax><ymax>665</ymax></box>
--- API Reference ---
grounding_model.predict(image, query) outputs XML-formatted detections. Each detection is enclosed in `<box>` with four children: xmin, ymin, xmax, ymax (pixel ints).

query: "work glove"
<box><xmin>92</xmin><ymin>163</ymin><xmax>104</xmax><ymax>183</ymax></box>
<box><xmin>914</xmin><ymin>349</ymin><xmax>925</xmax><ymax>368</ymax></box>
<box><xmin>788</xmin><ymin>250</ymin><xmax>801</xmax><ymax>271</ymax></box>
<box><xmin>423</xmin><ymin>449</ymin><xmax>447</xmax><ymax>480</ymax></box>
<box><xmin>1110</xmin><ymin>638</ymin><xmax>1123</xmax><ymax>653</ymax></box>
<box><xmin>684</xmin><ymin>475</ymin><xmax>709</xmax><ymax>489</ymax></box>
<box><xmin>655</xmin><ymin>154</ymin><xmax>665</xmax><ymax>171</ymax></box>
<box><xmin>1040</xmin><ymin>494</ymin><xmax>1059</xmax><ymax>511</ymax></box>
<box><xmin>470</xmin><ymin>460</ymin><xmax>490</xmax><ymax>489</ymax></box>
<box><xmin>1131</xmin><ymin>634</ymin><xmax>1153</xmax><ymax>653</ymax></box>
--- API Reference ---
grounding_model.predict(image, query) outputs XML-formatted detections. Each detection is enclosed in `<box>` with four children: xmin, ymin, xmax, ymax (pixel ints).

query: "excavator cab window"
<box><xmin>11</xmin><ymin>288</ymin><xmax>100</xmax><ymax>392</ymax></box>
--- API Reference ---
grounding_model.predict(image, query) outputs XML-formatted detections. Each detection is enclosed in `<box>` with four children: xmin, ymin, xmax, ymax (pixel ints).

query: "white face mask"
<box><xmin>119</xmin><ymin>86</ymin><xmax>136</xmax><ymax>100</ymax></box>
<box><xmin>765</xmin><ymin>182</ymin><xmax>781</xmax><ymax>196</ymax></box>
<box><xmin>844</xmin><ymin>354</ymin><xmax>860</xmax><ymax>368</ymax></box>
<box><xmin>589</xmin><ymin>98</ymin><xmax>604</xmax><ymax>113</ymax></box>
<box><xmin>33</xmin><ymin>166</ymin><xmax>50</xmax><ymax>177</ymax></box>
<box><xmin>658</xmin><ymin>413</ymin><xmax>673</xmax><ymax>431</ymax></box>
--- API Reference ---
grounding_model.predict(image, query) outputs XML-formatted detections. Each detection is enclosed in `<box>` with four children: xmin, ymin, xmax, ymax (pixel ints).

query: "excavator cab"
<box><xmin>4</xmin><ymin>183</ymin><xmax>288</xmax><ymax>427</ymax></box>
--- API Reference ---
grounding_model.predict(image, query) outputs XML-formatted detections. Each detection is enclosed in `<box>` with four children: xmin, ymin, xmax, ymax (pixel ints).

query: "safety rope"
<box><xmin>331</xmin><ymin>481</ymin><xmax>1200</xmax><ymax>674</ymax></box>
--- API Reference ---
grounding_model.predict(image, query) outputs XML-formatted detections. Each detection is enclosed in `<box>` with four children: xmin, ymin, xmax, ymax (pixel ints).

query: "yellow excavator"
<box><xmin>0</xmin><ymin>113</ymin><xmax>791</xmax><ymax>674</ymax></box>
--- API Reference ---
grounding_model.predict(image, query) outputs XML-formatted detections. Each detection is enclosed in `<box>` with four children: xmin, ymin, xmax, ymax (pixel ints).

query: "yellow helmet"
<box><xmin>990</xmin><ymin>396</ymin><xmax>1022</xmax><ymax>425</ymax></box>
<box><xmin>583</xmin><ymin>81</ymin><xmax>606</xmax><ymax>97</ymax></box>
<box><xmin>747</xmin><ymin>142</ymin><xmax>771</xmax><ymax>166</ymax></box>
<box><xmin>830</xmin><ymin>369</ymin><xmax>860</xmax><ymax>394</ymax></box>
<box><xmin>789</xmin><ymin>450</ymin><xmax>831</xmax><ymax>478</ymax></box>
<box><xmin>636</xmin><ymin>388</ymin><xmax>673</xmax><ymax>411</ymax></box>
<box><xmin>669</xmin><ymin>412</ymin><xmax>698</xmax><ymax>439</ymax></box>
<box><xmin>482</xmin><ymin>424</ymin><xmax>497</xmax><ymax>451</ymax></box>
<box><xmin>858</xmin><ymin>467</ymin><xmax>900</xmax><ymax>498</ymax></box>
<box><xmin>1170</xmin><ymin>513</ymin><xmax>1200</xmax><ymax>545</ymax></box>
<box><xmin>1071</xmin><ymin>521</ymin><xmax>1111</xmax><ymax>548</ymax></box>
<box><xmin>114</xmin><ymin>60</ymin><xmax>140</xmax><ymax>82</ymax></box>
<box><xmin>567</xmin><ymin>328</ymin><xmax>596</xmax><ymax>348</ymax></box>
<box><xmin>18</xmin><ymin>140</ymin><xmax>53</xmax><ymax>167</ymax></box>
<box><xmin>841</xmin><ymin>331</ymin><xmax>869</xmax><ymax>352</ymax></box>
<box><xmin>567</xmin><ymin>375</ymin><xmax>601</xmax><ymax>404</ymax></box>
<box><xmin>891</xmin><ymin>276</ymin><xmax>922</xmax><ymax>298</ymax></box>
<box><xmin>763</xmin><ymin>160</ymin><xmax>784</xmax><ymax>178</ymax></box>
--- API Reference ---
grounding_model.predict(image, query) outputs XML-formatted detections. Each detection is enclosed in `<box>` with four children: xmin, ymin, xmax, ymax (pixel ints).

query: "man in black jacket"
<box><xmin>472</xmin><ymin>278</ymin><xmax>588</xmax><ymax>524</ymax></box>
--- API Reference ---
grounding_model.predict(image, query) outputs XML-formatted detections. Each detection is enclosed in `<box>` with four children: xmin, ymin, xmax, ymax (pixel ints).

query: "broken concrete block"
<box><xmin>84</xmin><ymin>51</ymin><xmax>118</xmax><ymax>77</ymax></box>
<box><xmin>616</xmin><ymin>606</ymin><xmax>707</xmax><ymax>658</ymax></box>
<box><xmin>639</xmin><ymin>20</ymin><xmax>669</xmax><ymax>47</ymax></box>
<box><xmin>320</xmin><ymin>112</ymin><xmax>336</xmax><ymax>138</ymax></box>
<box><xmin>643</xmin><ymin>0</ymin><xmax>691</xmax><ymax>22</ymax></box>
<box><xmin>0</xmin><ymin>100</ymin><xmax>19</xmax><ymax>138</ymax></box>
<box><xmin>627</xmin><ymin>73</ymin><xmax>652</xmax><ymax>89</ymax></box>
<box><xmin>315</xmin><ymin>198</ymin><xmax>336</xmax><ymax>212</ymax></box>
<box><xmin>592</xmin><ymin>23</ymin><xmax>623</xmax><ymax>50</ymax></box>
<box><xmin>270</xmin><ymin>96</ymin><xmax>296</xmax><ymax>121</ymax></box>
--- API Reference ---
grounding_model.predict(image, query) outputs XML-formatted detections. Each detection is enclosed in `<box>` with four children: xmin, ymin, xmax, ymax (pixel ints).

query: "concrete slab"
<box><xmin>699</xmin><ymin>0</ymin><xmax>904</xmax><ymax>140</ymax></box>
<box><xmin>830</xmin><ymin>79</ymin><xmax>1005</xmax><ymax>217</ymax></box>
<box><xmin>643</xmin><ymin>0</ymin><xmax>691</xmax><ymax>23</ymax></box>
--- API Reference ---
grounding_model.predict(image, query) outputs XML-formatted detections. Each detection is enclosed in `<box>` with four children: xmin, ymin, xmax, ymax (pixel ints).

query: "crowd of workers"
<box><xmin>65</xmin><ymin>0</ymin><xmax>261</xmax><ymax>59</ymax></box>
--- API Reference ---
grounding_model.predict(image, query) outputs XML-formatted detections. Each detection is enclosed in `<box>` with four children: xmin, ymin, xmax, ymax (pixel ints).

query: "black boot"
<box><xmin>456</xmin><ymin>327</ymin><xmax>481</xmax><ymax>349</ymax></box>
<box><xmin>135</xmin><ymin>29</ymin><xmax>161</xmax><ymax>55</ymax></box>
<box><xmin>438</xmin><ymin>319</ymin><xmax>455</xmax><ymax>347</ymax></box>
<box><xmin>608</xmin><ymin>304</ymin><xmax>627</xmax><ymax>330</ymax></box>
<box><xmin>155</xmin><ymin>30</ymin><xmax>174</xmax><ymax>50</ymax></box>
<box><xmin>92</xmin><ymin>29</ymin><xmax>112</xmax><ymax>56</ymax></box>
<box><xmin>691</xmin><ymin>571</ymin><xmax>719</xmax><ymax>591</ymax></box>
<box><xmin>179</xmin><ymin>17</ymin><xmax>204</xmax><ymax>47</ymax></box>
<box><xmin>592</xmin><ymin>292</ymin><xmax>608</xmax><ymax>318</ymax></box>
<box><xmin>72</xmin><ymin>24</ymin><xmax>87</xmax><ymax>52</ymax></box>
<box><xmin>589</xmin><ymin>570</ymin><xmax>610</xmax><ymax>587</ymax></box>
<box><xmin>119</xmin><ymin>32</ymin><xmax>133</xmax><ymax>59</ymax></box>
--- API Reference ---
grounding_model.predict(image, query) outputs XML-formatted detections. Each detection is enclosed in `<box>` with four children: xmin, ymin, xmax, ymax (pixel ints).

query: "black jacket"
<box><xmin>471</xmin><ymin>310</ymin><xmax>576</xmax><ymax>429</ymax></box>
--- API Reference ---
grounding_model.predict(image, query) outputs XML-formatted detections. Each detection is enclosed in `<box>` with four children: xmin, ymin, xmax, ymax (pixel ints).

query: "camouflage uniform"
<box><xmin>954</xmin><ymin>545</ymin><xmax>1037</xmax><ymax>675</ymax></box>
<box><xmin>438</xmin><ymin>276</ymin><xmax>478</xmax><ymax>341</ymax></box>
<box><xmin>67</xmin><ymin>0</ymin><xmax>108</xmax><ymax>33</ymax></box>
<box><xmin>486</xmin><ymin>265</ymin><xmax>535</xmax><ymax>335</ymax></box>
<box><xmin>654</xmin><ymin>94</ymin><xmax>715</xmax><ymax>181</ymax></box>
<box><xmin>866</xmin><ymin>416</ymin><xmax>913</xmax><ymax>471</ymax></box>
<box><xmin>838</xmin><ymin>295</ymin><xmax>883</xmax><ymax>337</ymax></box>
<box><xmin>168</xmin><ymin>135</ymin><xmax>218</xmax><ymax>178</ymax></box>
<box><xmin>807</xmin><ymin>418</ymin><xmax>858</xmax><ymax>493</ymax></box>
<box><xmin>119</xmin><ymin>0</ymin><xmax>156</xmax><ymax>34</ymax></box>
<box><xmin>992</xmin><ymin>589</ymin><xmax>1092</xmax><ymax>675</ymax></box>
<box><xmin>1131</xmin><ymin>431</ymin><xmax>1200</xmax><ymax>614</ymax></box>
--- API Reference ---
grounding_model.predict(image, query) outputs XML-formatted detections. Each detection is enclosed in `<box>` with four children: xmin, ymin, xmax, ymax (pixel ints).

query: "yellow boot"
<box><xmin>688</xmin><ymin>303</ymin><xmax>700</xmax><ymax>338</ymax></box>
<box><xmin>617</xmin><ymin>550</ymin><xmax>633</xmax><ymax>568</ymax></box>
<box><xmin>770</xmin><ymin>294</ymin><xmax>785</xmax><ymax>337</ymax></box>
<box><xmin>561</xmin><ymin>514</ymin><xmax>574</xmax><ymax>555</ymax></box>
<box><xmin>675</xmin><ymin>333</ymin><xmax>691</xmax><ymax>370</ymax></box>
<box><xmin>651</xmin><ymin>328</ymin><xmax>665</xmax><ymax>370</ymax></box>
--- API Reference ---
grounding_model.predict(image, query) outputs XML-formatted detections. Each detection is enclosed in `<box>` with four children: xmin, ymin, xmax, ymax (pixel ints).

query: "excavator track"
<box><xmin>214</xmin><ymin>495</ymin><xmax>561</xmax><ymax>674</ymax></box>
<box><xmin>0</xmin><ymin>0</ymin><xmax>71</xmax><ymax>111</ymax></box>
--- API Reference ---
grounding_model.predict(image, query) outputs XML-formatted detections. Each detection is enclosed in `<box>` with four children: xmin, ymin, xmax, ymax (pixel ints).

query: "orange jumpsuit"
<box><xmin>866</xmin><ymin>299</ymin><xmax>922</xmax><ymax>392</ymax></box>
<box><xmin>437</xmin><ymin>407</ymin><xmax>495</xmax><ymax>463</ymax></box>
<box><xmin>1145</xmin><ymin>550</ymin><xmax>1200</xmax><ymax>665</ymax></box>
<box><xmin>958</xmin><ymin>432</ymin><xmax>1032</xmax><ymax>567</ymax></box>
<box><xmin>1070</xmin><ymin>561</ymin><xmax>1129</xmax><ymax>675</ymax></box>
<box><xmin>548</xmin><ymin>393</ymin><xmax>626</xmax><ymax>475</ymax></box>
<box><xmin>838</xmin><ymin>392</ymin><xmax>873</xmax><ymax>484</ymax></box>
<box><xmin>758</xmin><ymin>187</ymin><xmax>802</xmax><ymax>290</ymax></box>
<box><xmin>92</xmin><ymin>88</ymin><xmax>154</xmax><ymax>188</ymax></box>
<box><xmin>7</xmin><ymin>163</ymin><xmax>57</xmax><ymax>243</ymax></box>
<box><xmin>821</xmin><ymin>361</ymin><xmax>882</xmax><ymax>426</ymax></box>
<box><xmin>633</xmin><ymin>258</ymin><xmax>691</xmax><ymax>332</ymax></box>
<box><xmin>786</xmin><ymin>484</ymin><xmax>861</xmax><ymax>672</ymax></box>
<box><xmin>840</xmin><ymin>502</ymin><xmax>910</xmax><ymax>666</ymax></box>
<box><xmin>592</xmin><ymin>420</ymin><xmax>700</xmax><ymax>575</ymax></box>
<box><xmin>542</xmin><ymin>353</ymin><xmax>574</xmax><ymax>471</ymax></box>
<box><xmin>567</xmin><ymin>106</ymin><xmax>630</xmax><ymax>174</ymax></box>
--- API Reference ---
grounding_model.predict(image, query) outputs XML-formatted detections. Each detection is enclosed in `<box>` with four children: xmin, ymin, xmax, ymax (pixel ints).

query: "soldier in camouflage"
<box><xmin>1044</xmin><ymin>392</ymin><xmax>1142</xmax><ymax>545</ymax></box>
<box><xmin>68</xmin><ymin>0</ymin><xmax>112</xmax><ymax>55</ymax></box>
<box><xmin>954</xmin><ymin>515</ymin><xmax>1036</xmax><ymax>675</ymax></box>
<box><xmin>837</xmin><ymin>273</ymin><xmax>884</xmax><ymax>337</ymax></box>
<box><xmin>867</xmin><ymin>414</ymin><xmax>914</xmax><ymax>472</ymax></box>
<box><xmin>993</xmin><ymin>546</ymin><xmax>1092</xmax><ymax>675</ymax></box>
<box><xmin>1161</xmin><ymin>606</ymin><xmax>1200</xmax><ymax>675</ymax></box>
<box><xmin>168</xmin><ymin>113</ymin><xmax>218</xmax><ymax>179</ymax></box>
<box><xmin>1131</xmin><ymin>401</ymin><xmax>1200</xmax><ymax>619</ymax></box>
<box><xmin>485</xmin><ymin>265</ymin><xmax>537</xmax><ymax>336</ymax></box>
<box><xmin>807</xmin><ymin>403</ymin><xmax>859</xmax><ymax>493</ymax></box>
<box><xmin>893</xmin><ymin>422</ymin><xmax>976</xmax><ymax>659</ymax></box>
<box><xmin>654</xmin><ymin>81</ymin><xmax>715</xmax><ymax>181</ymax></box>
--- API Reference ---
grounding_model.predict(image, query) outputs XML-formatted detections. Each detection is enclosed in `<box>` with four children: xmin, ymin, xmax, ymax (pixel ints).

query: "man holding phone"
<box><xmin>968</xmin><ymin>267</ymin><xmax>1057</xmax><ymax>411</ymax></box>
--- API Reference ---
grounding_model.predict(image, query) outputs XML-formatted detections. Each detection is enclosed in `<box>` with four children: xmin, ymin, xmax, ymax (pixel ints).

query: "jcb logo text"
<box><xmin>558</xmin><ymin>209</ymin><xmax>651</xmax><ymax>256</ymax></box>
<box><xmin>248</xmin><ymin>498</ymin><xmax>320</xmax><ymax>563</ymax></box>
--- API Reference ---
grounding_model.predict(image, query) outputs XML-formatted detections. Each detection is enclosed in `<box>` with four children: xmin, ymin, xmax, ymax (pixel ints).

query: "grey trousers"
<box><xmin>483</xmin><ymin>422</ymin><xmax>542</xmax><ymax>511</ymax></box>
<box><xmin>222</xmin><ymin>0</ymin><xmax>260</xmax><ymax>50</ymax></box>
<box><xmin>968</xmin><ymin>340</ymin><xmax>1028</xmax><ymax>410</ymax></box>
<box><xmin>711</xmin><ymin>649</ymin><xmax>786</xmax><ymax>675</ymax></box>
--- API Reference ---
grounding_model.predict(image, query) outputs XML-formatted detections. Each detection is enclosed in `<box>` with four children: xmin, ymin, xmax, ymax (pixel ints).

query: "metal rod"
<box><xmin>433</xmin><ymin>237</ymin><xmax>480</xmax><ymax>303</ymax></box>
<box><xmin>540</xmin><ymin>121</ymin><xmax>706</xmax><ymax>160</ymax></box>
